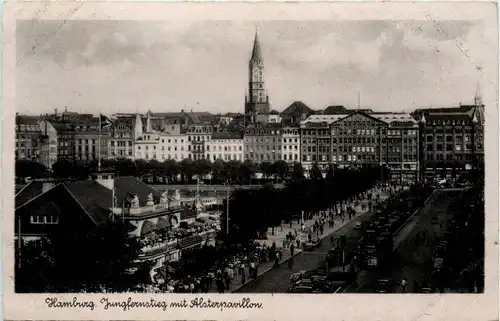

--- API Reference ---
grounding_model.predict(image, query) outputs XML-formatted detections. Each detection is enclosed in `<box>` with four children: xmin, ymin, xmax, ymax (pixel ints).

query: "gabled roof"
<box><xmin>114</xmin><ymin>177</ymin><xmax>163</xmax><ymax>207</ymax></box>
<box><xmin>64</xmin><ymin>180</ymin><xmax>113</xmax><ymax>225</ymax></box>
<box><xmin>282</xmin><ymin>101</ymin><xmax>314</xmax><ymax>115</ymax></box>
<box><xmin>15</xmin><ymin>180</ymin><xmax>46</xmax><ymax>209</ymax></box>
<box><xmin>323</xmin><ymin>105</ymin><xmax>348</xmax><ymax>115</ymax></box>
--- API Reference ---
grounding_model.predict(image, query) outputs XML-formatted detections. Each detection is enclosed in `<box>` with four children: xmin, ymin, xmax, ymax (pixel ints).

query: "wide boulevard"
<box><xmin>234</xmin><ymin>203</ymin><xmax>383</xmax><ymax>293</ymax></box>
<box><xmin>344</xmin><ymin>189</ymin><xmax>462</xmax><ymax>293</ymax></box>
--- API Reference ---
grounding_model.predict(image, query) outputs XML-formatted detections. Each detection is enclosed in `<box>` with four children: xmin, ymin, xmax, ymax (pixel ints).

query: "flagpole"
<box><xmin>98</xmin><ymin>112</ymin><xmax>102</xmax><ymax>172</ymax></box>
<box><xmin>112</xmin><ymin>185</ymin><xmax>115</xmax><ymax>222</ymax></box>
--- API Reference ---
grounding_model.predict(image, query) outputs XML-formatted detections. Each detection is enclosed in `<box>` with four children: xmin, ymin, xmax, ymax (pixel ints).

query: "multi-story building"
<box><xmin>108</xmin><ymin>116</ymin><xmax>134</xmax><ymax>159</ymax></box>
<box><xmin>15</xmin><ymin>115</ymin><xmax>42</xmax><ymax>162</ymax></box>
<box><xmin>206</xmin><ymin>131</ymin><xmax>244</xmax><ymax>162</ymax></box>
<box><xmin>186</xmin><ymin>125</ymin><xmax>213</xmax><ymax>161</ymax></box>
<box><xmin>245</xmin><ymin>31</ymin><xmax>270</xmax><ymax>123</ymax></box>
<box><xmin>244</xmin><ymin>123</ymin><xmax>282</xmax><ymax>163</ymax></box>
<box><xmin>158</xmin><ymin>124</ymin><xmax>190</xmax><ymax>161</ymax></box>
<box><xmin>281</xmin><ymin>126</ymin><xmax>300</xmax><ymax>164</ymax></box>
<box><xmin>413</xmin><ymin>100</ymin><xmax>484</xmax><ymax>180</ymax></box>
<box><xmin>300</xmin><ymin>115</ymin><xmax>338</xmax><ymax>171</ymax></box>
<box><xmin>51</xmin><ymin>121</ymin><xmax>76</xmax><ymax>162</ymax></box>
<box><xmin>134</xmin><ymin>113</ymin><xmax>161</xmax><ymax>161</ymax></box>
<box><xmin>301</xmin><ymin>111</ymin><xmax>419</xmax><ymax>180</ymax></box>
<box><xmin>38</xmin><ymin>120</ymin><xmax>58</xmax><ymax>169</ymax></box>
<box><xmin>74</xmin><ymin>118</ymin><xmax>109</xmax><ymax>162</ymax></box>
<box><xmin>371</xmin><ymin>113</ymin><xmax>419</xmax><ymax>181</ymax></box>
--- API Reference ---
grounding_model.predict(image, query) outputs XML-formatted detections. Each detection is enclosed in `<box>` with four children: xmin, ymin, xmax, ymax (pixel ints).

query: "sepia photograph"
<box><xmin>2</xmin><ymin>1</ymin><xmax>499</xmax><ymax>321</ymax></box>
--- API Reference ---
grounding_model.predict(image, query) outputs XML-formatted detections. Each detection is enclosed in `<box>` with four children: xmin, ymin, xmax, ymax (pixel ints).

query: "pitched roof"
<box><xmin>15</xmin><ymin>180</ymin><xmax>46</xmax><ymax>209</ymax></box>
<box><xmin>282</xmin><ymin>101</ymin><xmax>314</xmax><ymax>115</ymax></box>
<box><xmin>64</xmin><ymin>180</ymin><xmax>113</xmax><ymax>225</ymax></box>
<box><xmin>371</xmin><ymin>113</ymin><xmax>417</xmax><ymax>124</ymax></box>
<box><xmin>16</xmin><ymin>115</ymin><xmax>40</xmax><ymax>126</ymax></box>
<box><xmin>323</xmin><ymin>105</ymin><xmax>348</xmax><ymax>115</ymax></box>
<box><xmin>425</xmin><ymin>113</ymin><xmax>472</xmax><ymax>123</ymax></box>
<box><xmin>211</xmin><ymin>131</ymin><xmax>243</xmax><ymax>140</ymax></box>
<box><xmin>114</xmin><ymin>176</ymin><xmax>163</xmax><ymax>207</ymax></box>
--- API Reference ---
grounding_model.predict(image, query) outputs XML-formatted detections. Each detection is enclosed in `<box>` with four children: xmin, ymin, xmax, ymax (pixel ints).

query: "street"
<box><xmin>345</xmin><ymin>189</ymin><xmax>462</xmax><ymax>293</ymax></box>
<box><xmin>234</xmin><ymin>203</ymin><xmax>384</xmax><ymax>293</ymax></box>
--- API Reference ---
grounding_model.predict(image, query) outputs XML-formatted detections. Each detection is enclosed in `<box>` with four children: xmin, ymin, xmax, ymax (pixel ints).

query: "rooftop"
<box><xmin>211</xmin><ymin>131</ymin><xmax>243</xmax><ymax>140</ymax></box>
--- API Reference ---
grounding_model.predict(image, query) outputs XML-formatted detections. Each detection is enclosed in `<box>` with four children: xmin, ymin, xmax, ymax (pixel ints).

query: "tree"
<box><xmin>290</xmin><ymin>162</ymin><xmax>305</xmax><ymax>183</ymax></box>
<box><xmin>180</xmin><ymin>158</ymin><xmax>195</xmax><ymax>183</ymax></box>
<box><xmin>16</xmin><ymin>221</ymin><xmax>143</xmax><ymax>293</ymax></box>
<box><xmin>193</xmin><ymin>159</ymin><xmax>212</xmax><ymax>179</ymax></box>
<box><xmin>211</xmin><ymin>159</ymin><xmax>226</xmax><ymax>183</ymax></box>
<box><xmin>224</xmin><ymin>160</ymin><xmax>242</xmax><ymax>183</ymax></box>
<box><xmin>161</xmin><ymin>159</ymin><xmax>179</xmax><ymax>183</ymax></box>
<box><xmin>310</xmin><ymin>162</ymin><xmax>323</xmax><ymax>181</ymax></box>
<box><xmin>240</xmin><ymin>160</ymin><xmax>257</xmax><ymax>185</ymax></box>
<box><xmin>134</xmin><ymin>159</ymin><xmax>148</xmax><ymax>178</ymax></box>
<box><xmin>115</xmin><ymin>159</ymin><xmax>136</xmax><ymax>177</ymax></box>
<box><xmin>272</xmin><ymin>160</ymin><xmax>289</xmax><ymax>182</ymax></box>
<box><xmin>52</xmin><ymin>159</ymin><xmax>73</xmax><ymax>178</ymax></box>
<box><xmin>260</xmin><ymin>162</ymin><xmax>273</xmax><ymax>180</ymax></box>
<box><xmin>15</xmin><ymin>160</ymin><xmax>47</xmax><ymax>180</ymax></box>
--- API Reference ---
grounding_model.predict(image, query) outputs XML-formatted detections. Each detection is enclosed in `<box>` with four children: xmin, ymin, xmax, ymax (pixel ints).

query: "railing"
<box><xmin>112</xmin><ymin>203</ymin><xmax>182</xmax><ymax>216</ymax></box>
<box><xmin>139</xmin><ymin>228</ymin><xmax>217</xmax><ymax>256</ymax></box>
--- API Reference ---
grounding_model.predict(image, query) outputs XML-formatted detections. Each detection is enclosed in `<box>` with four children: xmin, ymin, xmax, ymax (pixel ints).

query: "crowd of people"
<box><xmin>140</xmin><ymin>220</ymin><xmax>219</xmax><ymax>253</ymax></box>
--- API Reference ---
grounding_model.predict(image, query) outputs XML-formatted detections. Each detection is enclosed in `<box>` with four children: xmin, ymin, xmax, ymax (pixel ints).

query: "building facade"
<box><xmin>281</xmin><ymin>126</ymin><xmax>300</xmax><ymax>164</ymax></box>
<box><xmin>158</xmin><ymin>124</ymin><xmax>190</xmax><ymax>161</ymax></box>
<box><xmin>108</xmin><ymin>116</ymin><xmax>134</xmax><ymax>159</ymax></box>
<box><xmin>186</xmin><ymin>125</ymin><xmax>213</xmax><ymax>161</ymax></box>
<box><xmin>244</xmin><ymin>123</ymin><xmax>282</xmax><ymax>163</ymax></box>
<box><xmin>206</xmin><ymin>131</ymin><xmax>244</xmax><ymax>162</ymax></box>
<box><xmin>15</xmin><ymin>115</ymin><xmax>42</xmax><ymax>162</ymax></box>
<box><xmin>74</xmin><ymin>118</ymin><xmax>109</xmax><ymax>162</ymax></box>
<box><xmin>38</xmin><ymin>120</ymin><xmax>58</xmax><ymax>169</ymax></box>
<box><xmin>414</xmin><ymin>104</ymin><xmax>484</xmax><ymax>180</ymax></box>
<box><xmin>372</xmin><ymin>114</ymin><xmax>419</xmax><ymax>181</ymax></box>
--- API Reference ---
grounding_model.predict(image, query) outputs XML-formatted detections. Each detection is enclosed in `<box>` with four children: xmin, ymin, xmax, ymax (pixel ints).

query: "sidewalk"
<box><xmin>207</xmin><ymin>187</ymin><xmax>389</xmax><ymax>293</ymax></box>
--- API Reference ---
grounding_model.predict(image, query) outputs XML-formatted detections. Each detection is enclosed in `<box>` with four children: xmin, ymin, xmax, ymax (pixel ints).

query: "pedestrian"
<box><xmin>290</xmin><ymin>242</ymin><xmax>295</xmax><ymax>256</ymax></box>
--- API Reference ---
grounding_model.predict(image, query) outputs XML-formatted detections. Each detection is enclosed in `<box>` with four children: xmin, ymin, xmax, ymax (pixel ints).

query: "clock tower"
<box><xmin>245</xmin><ymin>31</ymin><xmax>270</xmax><ymax>122</ymax></box>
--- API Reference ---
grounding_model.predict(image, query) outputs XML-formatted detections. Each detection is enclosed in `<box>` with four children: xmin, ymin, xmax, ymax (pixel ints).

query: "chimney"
<box><xmin>55</xmin><ymin>108</ymin><xmax>58</xmax><ymax>116</ymax></box>
<box><xmin>42</xmin><ymin>182</ymin><xmax>54</xmax><ymax>193</ymax></box>
<box><xmin>91</xmin><ymin>172</ymin><xmax>115</xmax><ymax>190</ymax></box>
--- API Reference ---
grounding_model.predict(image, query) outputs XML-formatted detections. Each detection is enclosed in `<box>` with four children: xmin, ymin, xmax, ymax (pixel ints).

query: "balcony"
<box><xmin>139</xmin><ymin>227</ymin><xmax>218</xmax><ymax>257</ymax></box>
<box><xmin>112</xmin><ymin>203</ymin><xmax>183</xmax><ymax>217</ymax></box>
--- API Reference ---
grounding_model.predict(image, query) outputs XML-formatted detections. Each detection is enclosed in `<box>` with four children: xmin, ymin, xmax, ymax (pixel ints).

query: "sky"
<box><xmin>17</xmin><ymin>20</ymin><xmax>487</xmax><ymax>115</ymax></box>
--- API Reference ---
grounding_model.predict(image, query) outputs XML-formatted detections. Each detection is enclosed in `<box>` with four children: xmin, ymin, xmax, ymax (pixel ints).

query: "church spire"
<box><xmin>251</xmin><ymin>30</ymin><xmax>263</xmax><ymax>62</ymax></box>
<box><xmin>474</xmin><ymin>81</ymin><xmax>483</xmax><ymax>106</ymax></box>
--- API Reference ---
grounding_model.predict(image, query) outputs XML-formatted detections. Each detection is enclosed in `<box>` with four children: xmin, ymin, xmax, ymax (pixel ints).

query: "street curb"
<box><xmin>230</xmin><ymin>191</ymin><xmax>389</xmax><ymax>293</ymax></box>
<box><xmin>393</xmin><ymin>191</ymin><xmax>434</xmax><ymax>236</ymax></box>
<box><xmin>230</xmin><ymin>250</ymin><xmax>303</xmax><ymax>293</ymax></box>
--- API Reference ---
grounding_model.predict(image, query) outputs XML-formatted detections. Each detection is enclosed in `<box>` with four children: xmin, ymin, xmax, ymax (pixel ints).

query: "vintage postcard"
<box><xmin>2</xmin><ymin>1</ymin><xmax>499</xmax><ymax>320</ymax></box>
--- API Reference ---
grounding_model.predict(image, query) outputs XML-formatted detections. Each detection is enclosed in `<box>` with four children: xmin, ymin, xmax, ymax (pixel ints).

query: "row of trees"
<box><xmin>221</xmin><ymin>165</ymin><xmax>390</xmax><ymax>244</ymax></box>
<box><xmin>16</xmin><ymin>221</ymin><xmax>151</xmax><ymax>293</ymax></box>
<box><xmin>17</xmin><ymin>158</ymin><xmax>327</xmax><ymax>185</ymax></box>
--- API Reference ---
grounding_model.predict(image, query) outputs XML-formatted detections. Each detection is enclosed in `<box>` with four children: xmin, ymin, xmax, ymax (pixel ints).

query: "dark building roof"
<box><xmin>269</xmin><ymin>110</ymin><xmax>279</xmax><ymax>115</ymax></box>
<box><xmin>323</xmin><ymin>105</ymin><xmax>348</xmax><ymax>115</ymax></box>
<box><xmin>15</xmin><ymin>181</ymin><xmax>45</xmax><ymax>209</ymax></box>
<box><xmin>114</xmin><ymin>176</ymin><xmax>163</xmax><ymax>207</ymax></box>
<box><xmin>64</xmin><ymin>180</ymin><xmax>113</xmax><ymax>225</ymax></box>
<box><xmin>211</xmin><ymin>131</ymin><xmax>243</xmax><ymax>140</ymax></box>
<box><xmin>16</xmin><ymin>115</ymin><xmax>40</xmax><ymax>126</ymax></box>
<box><xmin>282</xmin><ymin>101</ymin><xmax>314</xmax><ymax>115</ymax></box>
<box><xmin>424</xmin><ymin>113</ymin><xmax>472</xmax><ymax>123</ymax></box>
